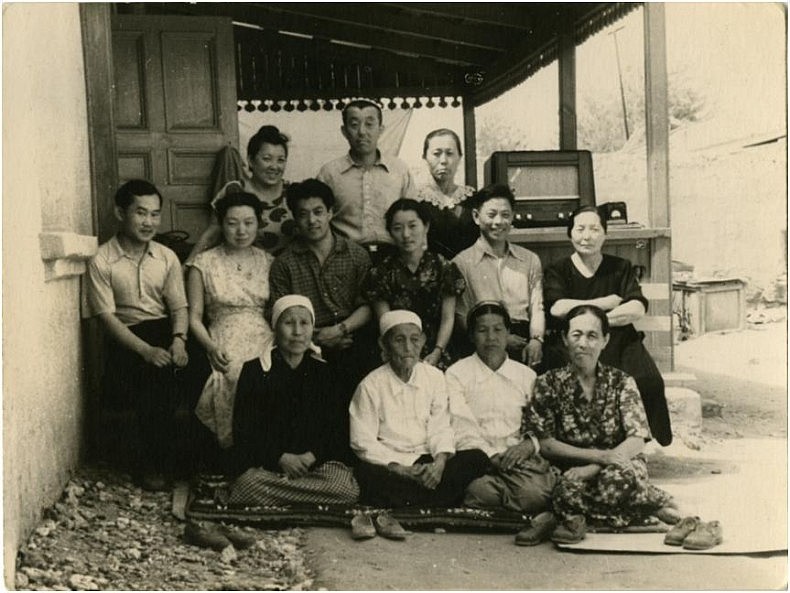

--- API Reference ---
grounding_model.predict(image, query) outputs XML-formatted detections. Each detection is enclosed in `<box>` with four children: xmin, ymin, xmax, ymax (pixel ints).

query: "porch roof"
<box><xmin>120</xmin><ymin>2</ymin><xmax>639</xmax><ymax>108</ymax></box>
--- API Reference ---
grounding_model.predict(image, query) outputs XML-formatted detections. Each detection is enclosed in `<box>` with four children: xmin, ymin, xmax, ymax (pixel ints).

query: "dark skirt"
<box><xmin>544</xmin><ymin>325</ymin><xmax>672</xmax><ymax>446</ymax></box>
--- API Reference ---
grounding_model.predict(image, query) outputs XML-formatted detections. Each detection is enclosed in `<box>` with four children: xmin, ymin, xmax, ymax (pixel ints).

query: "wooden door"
<box><xmin>110</xmin><ymin>15</ymin><xmax>238</xmax><ymax>242</ymax></box>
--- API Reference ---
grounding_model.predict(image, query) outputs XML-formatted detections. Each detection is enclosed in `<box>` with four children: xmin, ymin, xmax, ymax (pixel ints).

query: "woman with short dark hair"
<box><xmin>542</xmin><ymin>205</ymin><xmax>672</xmax><ymax>445</ymax></box>
<box><xmin>415</xmin><ymin>128</ymin><xmax>477</xmax><ymax>259</ymax></box>
<box><xmin>188</xmin><ymin>125</ymin><xmax>296</xmax><ymax>261</ymax></box>
<box><xmin>187</xmin><ymin>192</ymin><xmax>274</xmax><ymax>449</ymax></box>
<box><xmin>522</xmin><ymin>305</ymin><xmax>679</xmax><ymax>544</ymax></box>
<box><xmin>364</xmin><ymin>198</ymin><xmax>466</xmax><ymax>368</ymax></box>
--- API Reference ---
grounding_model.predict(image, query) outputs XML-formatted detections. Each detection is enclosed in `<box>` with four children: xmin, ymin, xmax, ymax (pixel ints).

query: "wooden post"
<box><xmin>462</xmin><ymin>97</ymin><xmax>478</xmax><ymax>187</ymax></box>
<box><xmin>558</xmin><ymin>32</ymin><xmax>577</xmax><ymax>150</ymax></box>
<box><xmin>80</xmin><ymin>3</ymin><xmax>119</xmax><ymax>241</ymax></box>
<box><xmin>644</xmin><ymin>3</ymin><xmax>673</xmax><ymax>369</ymax></box>
<box><xmin>644</xmin><ymin>3</ymin><xmax>670</xmax><ymax>228</ymax></box>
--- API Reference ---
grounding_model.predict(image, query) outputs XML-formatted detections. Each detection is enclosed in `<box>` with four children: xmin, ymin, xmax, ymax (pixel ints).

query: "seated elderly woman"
<box><xmin>447</xmin><ymin>301</ymin><xmax>556</xmax><ymax>516</ymax></box>
<box><xmin>227</xmin><ymin>295</ymin><xmax>359</xmax><ymax>507</ymax></box>
<box><xmin>521</xmin><ymin>305</ymin><xmax>680</xmax><ymax>545</ymax></box>
<box><xmin>349</xmin><ymin>310</ymin><xmax>489</xmax><ymax>538</ymax></box>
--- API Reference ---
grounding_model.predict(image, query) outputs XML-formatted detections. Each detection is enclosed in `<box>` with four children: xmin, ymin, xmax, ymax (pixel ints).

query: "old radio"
<box><xmin>483</xmin><ymin>150</ymin><xmax>596</xmax><ymax>228</ymax></box>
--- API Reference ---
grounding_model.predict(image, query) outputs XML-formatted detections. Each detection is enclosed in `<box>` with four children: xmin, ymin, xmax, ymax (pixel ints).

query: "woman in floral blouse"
<box><xmin>364</xmin><ymin>199</ymin><xmax>466</xmax><ymax>369</ymax></box>
<box><xmin>523</xmin><ymin>304</ymin><xmax>680</xmax><ymax>544</ymax></box>
<box><xmin>416</xmin><ymin>129</ymin><xmax>478</xmax><ymax>259</ymax></box>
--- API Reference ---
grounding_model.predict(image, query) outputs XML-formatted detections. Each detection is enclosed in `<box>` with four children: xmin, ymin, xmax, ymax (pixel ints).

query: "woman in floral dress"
<box><xmin>187</xmin><ymin>192</ymin><xmax>274</xmax><ymax>449</ymax></box>
<box><xmin>523</xmin><ymin>305</ymin><xmax>679</xmax><ymax>543</ymax></box>
<box><xmin>187</xmin><ymin>125</ymin><xmax>296</xmax><ymax>262</ymax></box>
<box><xmin>416</xmin><ymin>128</ymin><xmax>477</xmax><ymax>259</ymax></box>
<box><xmin>365</xmin><ymin>199</ymin><xmax>465</xmax><ymax>369</ymax></box>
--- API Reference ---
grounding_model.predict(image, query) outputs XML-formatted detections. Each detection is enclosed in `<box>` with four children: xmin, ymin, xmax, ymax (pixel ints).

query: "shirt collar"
<box><xmin>470</xmin><ymin>352</ymin><xmax>523</xmax><ymax>385</ymax></box>
<box><xmin>107</xmin><ymin>235</ymin><xmax>162</xmax><ymax>264</ymax></box>
<box><xmin>339</xmin><ymin>150</ymin><xmax>392</xmax><ymax>173</ymax></box>
<box><xmin>291</xmin><ymin>232</ymin><xmax>349</xmax><ymax>255</ymax></box>
<box><xmin>471</xmin><ymin>236</ymin><xmax>525</xmax><ymax>263</ymax></box>
<box><xmin>385</xmin><ymin>361</ymin><xmax>421</xmax><ymax>390</ymax></box>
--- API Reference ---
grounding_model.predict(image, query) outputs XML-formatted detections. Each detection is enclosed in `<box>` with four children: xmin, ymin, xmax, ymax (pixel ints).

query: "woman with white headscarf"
<box><xmin>228</xmin><ymin>295</ymin><xmax>359</xmax><ymax>506</ymax></box>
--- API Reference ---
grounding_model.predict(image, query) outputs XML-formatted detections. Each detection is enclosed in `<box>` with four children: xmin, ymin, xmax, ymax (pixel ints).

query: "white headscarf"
<box><xmin>260</xmin><ymin>295</ymin><xmax>322</xmax><ymax>371</ymax></box>
<box><xmin>379</xmin><ymin>309</ymin><xmax>422</xmax><ymax>337</ymax></box>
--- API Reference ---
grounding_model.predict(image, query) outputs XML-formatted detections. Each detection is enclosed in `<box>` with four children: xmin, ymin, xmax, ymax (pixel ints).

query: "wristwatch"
<box><xmin>172</xmin><ymin>332</ymin><xmax>187</xmax><ymax>343</ymax></box>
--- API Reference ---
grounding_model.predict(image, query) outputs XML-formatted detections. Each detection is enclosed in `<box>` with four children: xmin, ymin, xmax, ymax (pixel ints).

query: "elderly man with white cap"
<box><xmin>348</xmin><ymin>310</ymin><xmax>490</xmax><ymax>537</ymax></box>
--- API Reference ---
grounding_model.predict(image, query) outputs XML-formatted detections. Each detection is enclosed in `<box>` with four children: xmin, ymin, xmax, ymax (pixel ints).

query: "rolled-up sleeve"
<box><xmin>85</xmin><ymin>255</ymin><xmax>115</xmax><ymax>318</ymax></box>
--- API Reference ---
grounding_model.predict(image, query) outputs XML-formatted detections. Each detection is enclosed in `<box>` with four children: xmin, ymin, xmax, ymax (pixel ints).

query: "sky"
<box><xmin>478</xmin><ymin>2</ymin><xmax>787</xmax><ymax>148</ymax></box>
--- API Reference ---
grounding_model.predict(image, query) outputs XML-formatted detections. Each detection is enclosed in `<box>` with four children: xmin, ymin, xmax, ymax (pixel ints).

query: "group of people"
<box><xmin>86</xmin><ymin>98</ymin><xmax>680</xmax><ymax>546</ymax></box>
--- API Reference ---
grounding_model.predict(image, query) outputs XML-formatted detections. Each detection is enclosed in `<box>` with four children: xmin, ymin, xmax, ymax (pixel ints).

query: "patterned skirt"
<box><xmin>228</xmin><ymin>461</ymin><xmax>360</xmax><ymax>507</ymax></box>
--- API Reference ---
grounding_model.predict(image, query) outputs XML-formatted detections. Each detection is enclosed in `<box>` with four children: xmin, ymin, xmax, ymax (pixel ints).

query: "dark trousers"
<box><xmin>354</xmin><ymin>449</ymin><xmax>491</xmax><ymax>507</ymax></box>
<box><xmin>102</xmin><ymin>318</ymin><xmax>180</xmax><ymax>474</ymax></box>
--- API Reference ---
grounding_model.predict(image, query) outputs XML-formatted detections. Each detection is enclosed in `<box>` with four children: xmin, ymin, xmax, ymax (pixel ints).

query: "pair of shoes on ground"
<box><xmin>515</xmin><ymin>512</ymin><xmax>586</xmax><ymax>546</ymax></box>
<box><xmin>664</xmin><ymin>516</ymin><xmax>723</xmax><ymax>550</ymax></box>
<box><xmin>351</xmin><ymin>511</ymin><xmax>410</xmax><ymax>541</ymax></box>
<box><xmin>184</xmin><ymin>521</ymin><xmax>257</xmax><ymax>551</ymax></box>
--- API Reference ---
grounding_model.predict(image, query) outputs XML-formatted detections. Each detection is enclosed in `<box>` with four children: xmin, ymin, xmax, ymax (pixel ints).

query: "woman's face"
<box><xmin>389</xmin><ymin>209</ymin><xmax>428</xmax><ymax>256</ymax></box>
<box><xmin>275</xmin><ymin>306</ymin><xmax>314</xmax><ymax>357</ymax></box>
<box><xmin>473</xmin><ymin>197</ymin><xmax>513</xmax><ymax>244</ymax></box>
<box><xmin>563</xmin><ymin>312</ymin><xmax>610</xmax><ymax>368</ymax></box>
<box><xmin>222</xmin><ymin>205</ymin><xmax>259</xmax><ymax>249</ymax></box>
<box><xmin>424</xmin><ymin>134</ymin><xmax>461</xmax><ymax>186</ymax></box>
<box><xmin>570</xmin><ymin>211</ymin><xmax>606</xmax><ymax>256</ymax></box>
<box><xmin>249</xmin><ymin>142</ymin><xmax>287</xmax><ymax>186</ymax></box>
<box><xmin>472</xmin><ymin>312</ymin><xmax>509</xmax><ymax>359</ymax></box>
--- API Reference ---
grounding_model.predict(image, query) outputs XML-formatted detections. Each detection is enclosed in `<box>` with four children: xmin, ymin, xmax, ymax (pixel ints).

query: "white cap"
<box><xmin>379</xmin><ymin>309</ymin><xmax>422</xmax><ymax>336</ymax></box>
<box><xmin>272</xmin><ymin>294</ymin><xmax>315</xmax><ymax>329</ymax></box>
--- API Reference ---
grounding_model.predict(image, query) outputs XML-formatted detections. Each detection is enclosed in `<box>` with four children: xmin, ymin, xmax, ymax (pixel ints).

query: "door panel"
<box><xmin>111</xmin><ymin>15</ymin><xmax>238</xmax><ymax>242</ymax></box>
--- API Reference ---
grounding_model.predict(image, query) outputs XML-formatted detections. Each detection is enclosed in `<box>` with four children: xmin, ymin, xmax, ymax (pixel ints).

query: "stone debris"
<box><xmin>14</xmin><ymin>465</ymin><xmax>314</xmax><ymax>590</ymax></box>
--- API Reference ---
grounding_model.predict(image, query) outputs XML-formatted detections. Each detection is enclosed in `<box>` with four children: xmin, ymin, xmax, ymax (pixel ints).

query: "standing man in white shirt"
<box><xmin>349</xmin><ymin>310</ymin><xmax>489</xmax><ymax>508</ymax></box>
<box><xmin>317</xmin><ymin>99</ymin><xmax>416</xmax><ymax>253</ymax></box>
<box><xmin>447</xmin><ymin>301</ymin><xmax>556</xmax><ymax>517</ymax></box>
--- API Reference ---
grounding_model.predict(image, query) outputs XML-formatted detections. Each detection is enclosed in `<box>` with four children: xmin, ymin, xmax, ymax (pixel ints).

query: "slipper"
<box><xmin>663</xmin><ymin>516</ymin><xmax>700</xmax><ymax>546</ymax></box>
<box><xmin>351</xmin><ymin>514</ymin><xmax>376</xmax><ymax>540</ymax></box>
<box><xmin>218</xmin><ymin>524</ymin><xmax>257</xmax><ymax>549</ymax></box>
<box><xmin>374</xmin><ymin>512</ymin><xmax>409</xmax><ymax>540</ymax></box>
<box><xmin>515</xmin><ymin>511</ymin><xmax>557</xmax><ymax>546</ymax></box>
<box><xmin>683</xmin><ymin>520</ymin><xmax>723</xmax><ymax>550</ymax></box>
<box><xmin>184</xmin><ymin>521</ymin><xmax>232</xmax><ymax>551</ymax></box>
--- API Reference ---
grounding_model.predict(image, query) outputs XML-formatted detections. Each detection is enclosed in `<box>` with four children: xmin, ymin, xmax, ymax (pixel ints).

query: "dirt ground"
<box><xmin>12</xmin><ymin>318</ymin><xmax>787</xmax><ymax>590</ymax></box>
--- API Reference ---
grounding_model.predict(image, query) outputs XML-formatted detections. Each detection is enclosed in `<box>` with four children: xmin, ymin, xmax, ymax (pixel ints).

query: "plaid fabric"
<box><xmin>228</xmin><ymin>461</ymin><xmax>360</xmax><ymax>507</ymax></box>
<box><xmin>269</xmin><ymin>234</ymin><xmax>371</xmax><ymax>328</ymax></box>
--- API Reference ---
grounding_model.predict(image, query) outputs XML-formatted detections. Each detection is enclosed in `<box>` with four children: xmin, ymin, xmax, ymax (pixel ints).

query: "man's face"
<box><xmin>473</xmin><ymin>197</ymin><xmax>513</xmax><ymax>244</ymax></box>
<box><xmin>341</xmin><ymin>106</ymin><xmax>382</xmax><ymax>157</ymax></box>
<box><xmin>116</xmin><ymin>193</ymin><xmax>162</xmax><ymax>244</ymax></box>
<box><xmin>293</xmin><ymin>196</ymin><xmax>333</xmax><ymax>243</ymax></box>
<box><xmin>383</xmin><ymin>323</ymin><xmax>425</xmax><ymax>375</ymax></box>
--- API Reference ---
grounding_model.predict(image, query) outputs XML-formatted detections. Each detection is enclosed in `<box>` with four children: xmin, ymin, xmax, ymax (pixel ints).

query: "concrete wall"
<box><xmin>3</xmin><ymin>4</ymin><xmax>94</xmax><ymax>585</ymax></box>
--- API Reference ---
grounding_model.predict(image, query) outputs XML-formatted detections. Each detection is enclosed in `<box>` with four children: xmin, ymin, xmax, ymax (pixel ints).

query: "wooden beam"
<box><xmin>558</xmin><ymin>32</ymin><xmax>577</xmax><ymax>150</ymax></box>
<box><xmin>79</xmin><ymin>3</ymin><xmax>118</xmax><ymax>241</ymax></box>
<box><xmin>261</xmin><ymin>4</ymin><xmax>516</xmax><ymax>52</ymax></box>
<box><xmin>462</xmin><ymin>98</ymin><xmax>478</xmax><ymax>188</ymax></box>
<box><xmin>644</xmin><ymin>3</ymin><xmax>670</xmax><ymax>228</ymax></box>
<box><xmin>381</xmin><ymin>2</ymin><xmax>534</xmax><ymax>31</ymax></box>
<box><xmin>144</xmin><ymin>3</ymin><xmax>494</xmax><ymax>67</ymax></box>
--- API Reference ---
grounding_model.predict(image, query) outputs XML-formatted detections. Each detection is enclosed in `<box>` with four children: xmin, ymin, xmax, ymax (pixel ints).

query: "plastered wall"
<box><xmin>3</xmin><ymin>3</ymin><xmax>94</xmax><ymax>585</ymax></box>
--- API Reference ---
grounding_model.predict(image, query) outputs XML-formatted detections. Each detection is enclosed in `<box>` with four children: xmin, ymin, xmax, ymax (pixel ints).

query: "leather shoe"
<box><xmin>184</xmin><ymin>521</ymin><xmax>233</xmax><ymax>551</ymax></box>
<box><xmin>351</xmin><ymin>513</ymin><xmax>376</xmax><ymax>540</ymax></box>
<box><xmin>217</xmin><ymin>524</ymin><xmax>257</xmax><ymax>549</ymax></box>
<box><xmin>683</xmin><ymin>520</ymin><xmax>723</xmax><ymax>550</ymax></box>
<box><xmin>374</xmin><ymin>512</ymin><xmax>409</xmax><ymax>540</ymax></box>
<box><xmin>550</xmin><ymin>515</ymin><xmax>587</xmax><ymax>544</ymax></box>
<box><xmin>663</xmin><ymin>516</ymin><xmax>700</xmax><ymax>546</ymax></box>
<box><xmin>515</xmin><ymin>511</ymin><xmax>557</xmax><ymax>546</ymax></box>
